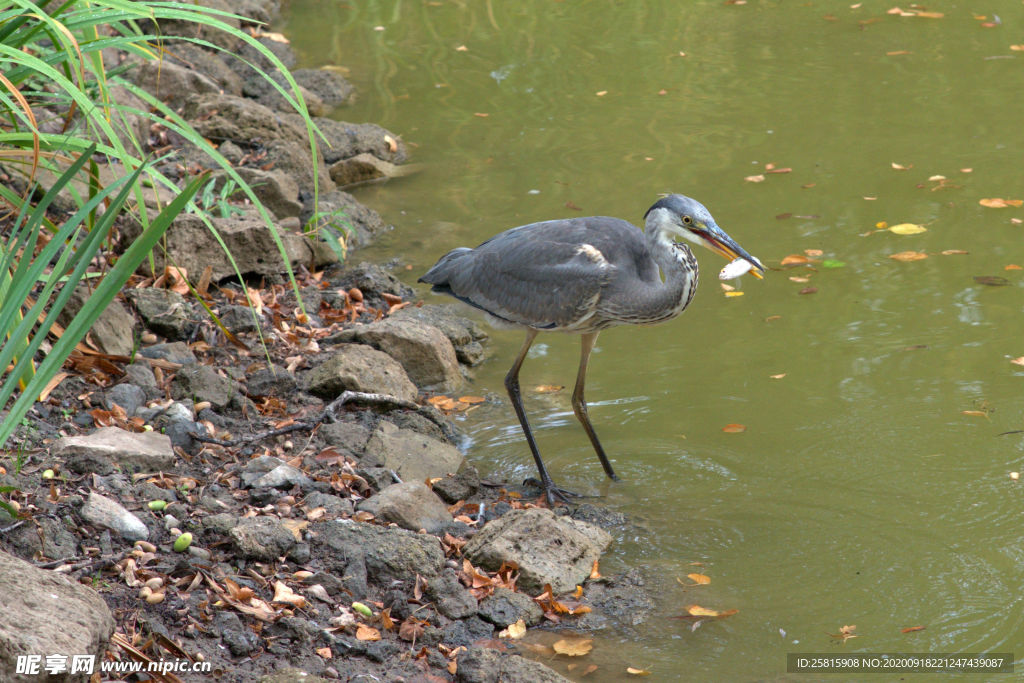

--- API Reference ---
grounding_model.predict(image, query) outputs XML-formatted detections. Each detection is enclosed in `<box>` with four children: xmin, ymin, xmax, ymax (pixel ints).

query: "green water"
<box><xmin>281</xmin><ymin>1</ymin><xmax>1024</xmax><ymax>680</ymax></box>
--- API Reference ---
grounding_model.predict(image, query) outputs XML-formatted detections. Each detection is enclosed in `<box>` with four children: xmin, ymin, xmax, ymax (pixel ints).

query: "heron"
<box><xmin>420</xmin><ymin>194</ymin><xmax>764</xmax><ymax>504</ymax></box>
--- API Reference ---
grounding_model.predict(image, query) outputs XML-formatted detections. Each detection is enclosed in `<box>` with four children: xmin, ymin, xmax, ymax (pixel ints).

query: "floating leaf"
<box><xmin>892</xmin><ymin>163</ymin><xmax>912</xmax><ymax>170</ymax></box>
<box><xmin>902</xmin><ymin>626</ymin><xmax>926</xmax><ymax>633</ymax></box>
<box><xmin>627</xmin><ymin>667</ymin><xmax>653</xmax><ymax>675</ymax></box>
<box><xmin>580</xmin><ymin>664</ymin><xmax>598</xmax><ymax>676</ymax></box>
<box><xmin>941</xmin><ymin>250</ymin><xmax>968</xmax><ymax>255</ymax></box>
<box><xmin>766</xmin><ymin>167</ymin><xmax>792</xmax><ymax>174</ymax></box>
<box><xmin>534</xmin><ymin>385</ymin><xmax>563</xmax><ymax>393</ymax></box>
<box><xmin>829</xmin><ymin>624</ymin><xmax>858</xmax><ymax>642</ymax></box>
<box><xmin>974</xmin><ymin>276</ymin><xmax>1009</xmax><ymax>286</ymax></box>
<box><xmin>789</xmin><ymin>277</ymin><xmax>809</xmax><ymax>283</ymax></box>
<box><xmin>889</xmin><ymin>251</ymin><xmax>928</xmax><ymax>261</ymax></box>
<box><xmin>889</xmin><ymin>223</ymin><xmax>927</xmax><ymax>235</ymax></box>
<box><xmin>799</xmin><ymin>287</ymin><xmax>818</xmax><ymax>295</ymax></box>
<box><xmin>590</xmin><ymin>559</ymin><xmax>602</xmax><ymax>579</ymax></box>
<box><xmin>822</xmin><ymin>260</ymin><xmax>846</xmax><ymax>268</ymax></box>
<box><xmin>980</xmin><ymin>198</ymin><xmax>1023</xmax><ymax>208</ymax></box>
<box><xmin>962</xmin><ymin>410</ymin><xmax>988</xmax><ymax>418</ymax></box>
<box><xmin>744</xmin><ymin>174</ymin><xmax>765</xmax><ymax>183</ymax></box>
<box><xmin>688</xmin><ymin>574</ymin><xmax>711</xmax><ymax>585</ymax></box>
<box><xmin>722</xmin><ymin>424</ymin><xmax>746</xmax><ymax>433</ymax></box>
<box><xmin>553</xmin><ymin>638</ymin><xmax>593</xmax><ymax>657</ymax></box>
<box><xmin>596</xmin><ymin>91</ymin><xmax>607</xmax><ymax>96</ymax></box>
<box><xmin>724</xmin><ymin>291</ymin><xmax>745</xmax><ymax>297</ymax></box>
<box><xmin>500</xmin><ymin>619</ymin><xmax>527</xmax><ymax>639</ymax></box>
<box><xmin>459</xmin><ymin>396</ymin><xmax>486</xmax><ymax>404</ymax></box>
<box><xmin>1005</xmin><ymin>265</ymin><xmax>1022</xmax><ymax>271</ymax></box>
<box><xmin>804</xmin><ymin>249</ymin><xmax>824</xmax><ymax>257</ymax></box>
<box><xmin>1011</xmin><ymin>358</ymin><xmax>1024</xmax><ymax>366</ymax></box>
<box><xmin>781</xmin><ymin>254</ymin><xmax>817</xmax><ymax>266</ymax></box>
<box><xmin>776</xmin><ymin>212</ymin><xmax>793</xmax><ymax>220</ymax></box>
<box><xmin>770</xmin><ymin>374</ymin><xmax>786</xmax><ymax>379</ymax></box>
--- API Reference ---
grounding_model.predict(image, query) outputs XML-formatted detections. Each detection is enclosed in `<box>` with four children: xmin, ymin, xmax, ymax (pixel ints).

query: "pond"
<box><xmin>280</xmin><ymin>1</ymin><xmax>1024</xmax><ymax>680</ymax></box>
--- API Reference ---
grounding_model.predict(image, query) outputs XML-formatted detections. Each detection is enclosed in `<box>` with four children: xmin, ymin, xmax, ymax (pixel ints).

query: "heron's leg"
<box><xmin>505</xmin><ymin>329</ymin><xmax>578</xmax><ymax>505</ymax></box>
<box><xmin>572</xmin><ymin>332</ymin><xmax>620</xmax><ymax>481</ymax></box>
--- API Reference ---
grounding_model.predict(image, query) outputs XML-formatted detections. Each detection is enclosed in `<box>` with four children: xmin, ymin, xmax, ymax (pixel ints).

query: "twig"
<box><xmin>0</xmin><ymin>520</ymin><xmax>26</xmax><ymax>534</ymax></box>
<box><xmin>190</xmin><ymin>390</ymin><xmax>456</xmax><ymax>447</ymax></box>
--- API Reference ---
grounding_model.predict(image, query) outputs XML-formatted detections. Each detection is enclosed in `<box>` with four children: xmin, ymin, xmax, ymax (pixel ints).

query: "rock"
<box><xmin>301</xmin><ymin>190</ymin><xmax>388</xmax><ymax>249</ymax></box>
<box><xmin>202</xmin><ymin>512</ymin><xmax>238</xmax><ymax>534</ymax></box>
<box><xmin>393</xmin><ymin>304</ymin><xmax>490</xmax><ymax>366</ymax></box>
<box><xmin>57</xmin><ymin>426</ymin><xmax>176</xmax><ymax>475</ymax></box>
<box><xmin>572</xmin><ymin>567</ymin><xmax>653</xmax><ymax>629</ymax></box>
<box><xmin>138</xmin><ymin>0</ymin><xmax>241</xmax><ymax>50</ymax></box>
<box><xmin>229</xmin><ymin>517</ymin><xmax>296</xmax><ymax>561</ymax></box>
<box><xmin>320</xmin><ymin>421</ymin><xmax>371</xmax><ymax>452</ymax></box>
<box><xmin>125</xmin><ymin>362</ymin><xmax>159</xmax><ymax>394</ymax></box>
<box><xmin>218</xmin><ymin>305</ymin><xmax>263</xmax><ymax>335</ymax></box>
<box><xmin>433</xmin><ymin>465</ymin><xmax>480</xmax><ymax>504</ymax></box>
<box><xmin>252</xmin><ymin>465</ymin><xmax>312</xmax><ymax>490</ymax></box>
<box><xmin>218</xmin><ymin>140</ymin><xmax>245</xmax><ymax>163</ymax></box>
<box><xmin>426</xmin><ymin>569</ymin><xmax>477</xmax><ymax>620</ymax></box>
<box><xmin>243</xmin><ymin>71</ymin><xmax>327</xmax><ymax>116</ymax></box>
<box><xmin>328</xmin><ymin>318</ymin><xmax>461</xmax><ymax>390</ymax></box>
<box><xmin>477</xmin><ymin>587</ymin><xmax>544</xmax><ymax>628</ymax></box>
<box><xmin>246</xmin><ymin>365</ymin><xmax>296</xmax><ymax>397</ymax></box>
<box><xmin>103</xmin><ymin>384</ymin><xmax>146</xmax><ymax>416</ymax></box>
<box><xmin>171</xmin><ymin>364</ymin><xmax>240</xmax><ymax>412</ymax></box>
<box><xmin>302</xmin><ymin>491</ymin><xmax>353</xmax><ymax>517</ymax></box>
<box><xmin>139</xmin><ymin>342</ymin><xmax>196</xmax><ymax>366</ymax></box>
<box><xmin>310</xmin><ymin>118</ymin><xmax>410</xmax><ymax>165</ymax></box>
<box><xmin>263</xmin><ymin>139</ymin><xmax>334</xmax><ymax>196</ymax></box>
<box><xmin>125</xmin><ymin>288</ymin><xmax>194</xmax><ymax>341</ymax></box>
<box><xmin>305</xmin><ymin>344</ymin><xmax>418</xmax><ymax>402</ymax></box>
<box><xmin>0</xmin><ymin>549</ymin><xmax>114</xmax><ymax>683</ymax></box>
<box><xmin>8</xmin><ymin>517</ymin><xmax>77</xmax><ymax>561</ymax></box>
<box><xmin>313</xmin><ymin>519</ymin><xmax>444</xmax><ymax>597</ymax></box>
<box><xmin>329</xmin><ymin>153</ymin><xmax>420</xmax><ymax>188</ymax></box>
<box><xmin>79</xmin><ymin>492</ymin><xmax>149</xmax><ymax>542</ymax></box>
<box><xmin>120</xmin><ymin>213</ymin><xmax>314</xmax><ymax>282</ymax></box>
<box><xmin>356</xmin><ymin>467</ymin><xmax>393</xmax><ymax>493</ymax></box>
<box><xmin>326</xmin><ymin>261</ymin><xmax>414</xmax><ymax>304</ymax></box>
<box><xmin>183</xmin><ymin>93</ymin><xmax>306</xmax><ymax>146</ymax></box>
<box><xmin>223</xmin><ymin>35</ymin><xmax>297</xmax><ymax>78</ymax></box>
<box><xmin>55</xmin><ymin>284</ymin><xmax>136</xmax><ymax>356</ymax></box>
<box><xmin>292</xmin><ymin>69</ymin><xmax>355</xmax><ymax>109</ymax></box>
<box><xmin>464</xmin><ymin>508</ymin><xmax>612</xmax><ymax>594</ymax></box>
<box><xmin>134</xmin><ymin>59</ymin><xmax>221</xmax><ymax>110</ymax></box>
<box><xmin>456</xmin><ymin>649</ymin><xmax>572</xmax><ymax>683</ymax></box>
<box><xmin>363</xmin><ymin>420</ymin><xmax>463</xmax><ymax>483</ymax></box>
<box><xmin>215</xmin><ymin>166</ymin><xmax>303</xmax><ymax>219</ymax></box>
<box><xmin>258</xmin><ymin>670</ymin><xmax>334</xmax><ymax>683</ymax></box>
<box><xmin>215</xmin><ymin>611</ymin><xmax>258</xmax><ymax>657</ymax></box>
<box><xmin>239</xmin><ymin>455</ymin><xmax>286</xmax><ymax>487</ymax></box>
<box><xmin>164</xmin><ymin>42</ymin><xmax>244</xmax><ymax>95</ymax></box>
<box><xmin>356</xmin><ymin>482</ymin><xmax>453</xmax><ymax>534</ymax></box>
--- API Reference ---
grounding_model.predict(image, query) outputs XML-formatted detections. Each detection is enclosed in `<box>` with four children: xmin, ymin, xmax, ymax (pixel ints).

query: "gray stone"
<box><xmin>364</xmin><ymin>420</ymin><xmax>463</xmax><ymax>483</ymax></box>
<box><xmin>134</xmin><ymin>59</ymin><xmax>222</xmax><ymax>110</ymax></box>
<box><xmin>125</xmin><ymin>362</ymin><xmax>159</xmax><ymax>392</ymax></box>
<box><xmin>263</xmin><ymin>139</ymin><xmax>334</xmax><ymax>196</ymax></box>
<box><xmin>300</xmin><ymin>189</ymin><xmax>390</xmax><ymax>249</ymax></box>
<box><xmin>139</xmin><ymin>342</ymin><xmax>196</xmax><ymax>366</ymax></box>
<box><xmin>329</xmin><ymin>318</ymin><xmax>461</xmax><ymax>390</ymax></box>
<box><xmin>309</xmin><ymin>118</ymin><xmax>410</xmax><ymax>165</ymax></box>
<box><xmin>393</xmin><ymin>304</ymin><xmax>490</xmax><ymax>366</ymax></box>
<box><xmin>223</xmin><ymin>35</ymin><xmax>296</xmax><ymax>78</ymax></box>
<box><xmin>319</xmin><ymin>421</ymin><xmax>371</xmax><ymax>452</ymax></box>
<box><xmin>57</xmin><ymin>426</ymin><xmax>176</xmax><ymax>475</ymax></box>
<box><xmin>313</xmin><ymin>519</ymin><xmax>444</xmax><ymax>597</ymax></box>
<box><xmin>243</xmin><ymin>71</ymin><xmax>327</xmax><ymax>116</ymax></box>
<box><xmin>456</xmin><ymin>649</ymin><xmax>572</xmax><ymax>683</ymax></box>
<box><xmin>229</xmin><ymin>516</ymin><xmax>296</xmax><ymax>561</ymax></box>
<box><xmin>326</xmin><ymin>261</ymin><xmax>414</xmax><ymax>303</ymax></box>
<box><xmin>134</xmin><ymin>481</ymin><xmax>177</xmax><ymax>503</ymax></box>
<box><xmin>329</xmin><ymin>153</ymin><xmax>420</xmax><ymax>189</ymax></box>
<box><xmin>302</xmin><ymin>491</ymin><xmax>353</xmax><ymax>517</ymax></box>
<box><xmin>215</xmin><ymin>166</ymin><xmax>303</xmax><ymax>220</ymax></box>
<box><xmin>426</xmin><ymin>569</ymin><xmax>477</xmax><ymax>620</ymax></box>
<box><xmin>306</xmin><ymin>344</ymin><xmax>418</xmax><ymax>401</ymax></box>
<box><xmin>120</xmin><ymin>213</ymin><xmax>315</xmax><ymax>282</ymax></box>
<box><xmin>239</xmin><ymin>455</ymin><xmax>285</xmax><ymax>488</ymax></box>
<box><xmin>252</xmin><ymin>464</ymin><xmax>312</xmax><ymax>490</ymax></box>
<box><xmin>138</xmin><ymin>0</ymin><xmax>241</xmax><ymax>51</ymax></box>
<box><xmin>80</xmin><ymin>492</ymin><xmax>149</xmax><ymax>542</ymax></box>
<box><xmin>356</xmin><ymin>482</ymin><xmax>452</xmax><ymax>534</ymax></box>
<box><xmin>464</xmin><ymin>508</ymin><xmax>612</xmax><ymax>594</ymax></box>
<box><xmin>356</xmin><ymin>467</ymin><xmax>393</xmax><ymax>493</ymax></box>
<box><xmin>104</xmin><ymin>383</ymin><xmax>146</xmax><ymax>416</ymax></box>
<box><xmin>8</xmin><ymin>517</ymin><xmax>77</xmax><ymax>561</ymax></box>
<box><xmin>125</xmin><ymin>288</ymin><xmax>194</xmax><ymax>341</ymax></box>
<box><xmin>433</xmin><ymin>465</ymin><xmax>480</xmax><ymax>504</ymax></box>
<box><xmin>477</xmin><ymin>587</ymin><xmax>544</xmax><ymax>628</ymax></box>
<box><xmin>164</xmin><ymin>42</ymin><xmax>244</xmax><ymax>95</ymax></box>
<box><xmin>0</xmin><ymin>549</ymin><xmax>114</xmax><ymax>683</ymax></box>
<box><xmin>258</xmin><ymin>670</ymin><xmax>333</xmax><ymax>683</ymax></box>
<box><xmin>171</xmin><ymin>364</ymin><xmax>240</xmax><ymax>412</ymax></box>
<box><xmin>218</xmin><ymin>305</ymin><xmax>263</xmax><ymax>335</ymax></box>
<box><xmin>202</xmin><ymin>513</ymin><xmax>238</xmax><ymax>534</ymax></box>
<box><xmin>215</xmin><ymin>611</ymin><xmax>258</xmax><ymax>657</ymax></box>
<box><xmin>246</xmin><ymin>365</ymin><xmax>296</xmax><ymax>397</ymax></box>
<box><xmin>292</xmin><ymin>69</ymin><xmax>355</xmax><ymax>109</ymax></box>
<box><xmin>56</xmin><ymin>284</ymin><xmax>136</xmax><ymax>356</ymax></box>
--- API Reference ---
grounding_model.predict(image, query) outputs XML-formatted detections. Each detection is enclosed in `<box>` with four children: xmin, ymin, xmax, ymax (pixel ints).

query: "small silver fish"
<box><xmin>719</xmin><ymin>257</ymin><xmax>754</xmax><ymax>280</ymax></box>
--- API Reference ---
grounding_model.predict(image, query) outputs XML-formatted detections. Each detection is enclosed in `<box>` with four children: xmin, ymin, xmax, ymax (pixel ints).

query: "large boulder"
<box><xmin>56</xmin><ymin>284</ymin><xmax>136</xmax><ymax>357</ymax></box>
<box><xmin>120</xmin><ymin>213</ymin><xmax>315</xmax><ymax>282</ymax></box>
<box><xmin>356</xmin><ymin>482</ymin><xmax>453</xmax><ymax>533</ymax></box>
<box><xmin>477</xmin><ymin>587</ymin><xmax>544</xmax><ymax>628</ymax></box>
<box><xmin>0</xmin><ymin>550</ymin><xmax>115</xmax><ymax>683</ymax></box>
<box><xmin>363</xmin><ymin>420</ymin><xmax>463</xmax><ymax>482</ymax></box>
<box><xmin>56</xmin><ymin>427</ymin><xmax>176</xmax><ymax>475</ymax></box>
<box><xmin>242</xmin><ymin>72</ymin><xmax>326</xmax><ymax>116</ymax></box>
<box><xmin>164</xmin><ymin>42</ymin><xmax>244</xmax><ymax>95</ymax></box>
<box><xmin>456</xmin><ymin>649</ymin><xmax>572</xmax><ymax>683</ymax></box>
<box><xmin>464</xmin><ymin>508</ymin><xmax>612</xmax><ymax>594</ymax></box>
<box><xmin>328</xmin><ymin>318</ymin><xmax>461</xmax><ymax>390</ymax></box>
<box><xmin>263</xmin><ymin>139</ymin><xmax>335</xmax><ymax>195</ymax></box>
<box><xmin>313</xmin><ymin>519</ymin><xmax>445</xmax><ymax>598</ymax></box>
<box><xmin>393</xmin><ymin>304</ymin><xmax>490</xmax><ymax>366</ymax></box>
<box><xmin>308</xmin><ymin>117</ymin><xmax>410</xmax><ymax>165</ymax></box>
<box><xmin>326</xmin><ymin>262</ymin><xmax>415</xmax><ymax>306</ymax></box>
<box><xmin>305</xmin><ymin>344</ymin><xmax>418</xmax><ymax>402</ymax></box>
<box><xmin>426</xmin><ymin>569</ymin><xmax>477</xmax><ymax>620</ymax></box>
<box><xmin>134</xmin><ymin>59</ymin><xmax>221</xmax><ymax>110</ymax></box>
<box><xmin>183</xmin><ymin>93</ymin><xmax>306</xmax><ymax>146</ymax></box>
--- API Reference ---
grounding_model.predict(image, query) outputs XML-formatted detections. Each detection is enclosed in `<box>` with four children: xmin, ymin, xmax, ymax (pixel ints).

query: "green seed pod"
<box><xmin>173</xmin><ymin>532</ymin><xmax>192</xmax><ymax>552</ymax></box>
<box><xmin>148</xmin><ymin>500</ymin><xmax>167</xmax><ymax>511</ymax></box>
<box><xmin>351</xmin><ymin>602</ymin><xmax>373</xmax><ymax>618</ymax></box>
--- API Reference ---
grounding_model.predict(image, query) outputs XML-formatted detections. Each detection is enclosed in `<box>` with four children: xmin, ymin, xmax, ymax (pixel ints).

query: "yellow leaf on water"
<box><xmin>941</xmin><ymin>250</ymin><xmax>968</xmax><ymax>255</ymax></box>
<box><xmin>1011</xmin><ymin>358</ymin><xmax>1024</xmax><ymax>366</ymax></box>
<box><xmin>722</xmin><ymin>424</ymin><xmax>746</xmax><ymax>433</ymax></box>
<box><xmin>770</xmin><ymin>373</ymin><xmax>787</xmax><ymax>379</ymax></box>
<box><xmin>686</xmin><ymin>605</ymin><xmax>721</xmax><ymax>617</ymax></box>
<box><xmin>889</xmin><ymin>223</ymin><xmax>927</xmax><ymax>235</ymax></box>
<box><xmin>980</xmin><ymin>198</ymin><xmax>1023</xmax><ymax>208</ymax></box>
<box><xmin>534</xmin><ymin>385</ymin><xmax>564</xmax><ymax>393</ymax></box>
<box><xmin>889</xmin><ymin>251</ymin><xmax>929</xmax><ymax>261</ymax></box>
<box><xmin>459</xmin><ymin>396</ymin><xmax>486</xmax><ymax>404</ymax></box>
<box><xmin>687</xmin><ymin>573</ymin><xmax>711</xmax><ymax>585</ymax></box>
<box><xmin>553</xmin><ymin>638</ymin><xmax>593</xmax><ymax>657</ymax></box>
<box><xmin>892</xmin><ymin>163</ymin><xmax>911</xmax><ymax>170</ymax></box>
<box><xmin>500</xmin><ymin>619</ymin><xmax>527</xmax><ymax>639</ymax></box>
<box><xmin>962</xmin><ymin>410</ymin><xmax>988</xmax><ymax>418</ymax></box>
<box><xmin>744</xmin><ymin>174</ymin><xmax>765</xmax><ymax>183</ymax></box>
<box><xmin>781</xmin><ymin>254</ymin><xmax>814</xmax><ymax>266</ymax></box>
<box><xmin>596</xmin><ymin>91</ymin><xmax>608</xmax><ymax>96</ymax></box>
<box><xmin>724</xmin><ymin>291</ymin><xmax>745</xmax><ymax>297</ymax></box>
<box><xmin>627</xmin><ymin>667</ymin><xmax>653</xmax><ymax>675</ymax></box>
<box><xmin>581</xmin><ymin>664</ymin><xmax>598</xmax><ymax>676</ymax></box>
<box><xmin>804</xmin><ymin>249</ymin><xmax>824</xmax><ymax>257</ymax></box>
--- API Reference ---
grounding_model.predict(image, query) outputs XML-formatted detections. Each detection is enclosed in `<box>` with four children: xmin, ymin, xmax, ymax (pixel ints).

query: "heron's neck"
<box><xmin>633</xmin><ymin>221</ymin><xmax>697</xmax><ymax>321</ymax></box>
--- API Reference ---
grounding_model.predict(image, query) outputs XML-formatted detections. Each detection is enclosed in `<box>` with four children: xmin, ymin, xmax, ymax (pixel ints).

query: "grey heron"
<box><xmin>420</xmin><ymin>194</ymin><xmax>764</xmax><ymax>504</ymax></box>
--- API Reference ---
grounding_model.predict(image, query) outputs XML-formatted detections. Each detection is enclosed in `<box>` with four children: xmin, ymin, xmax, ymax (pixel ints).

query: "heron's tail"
<box><xmin>418</xmin><ymin>247</ymin><xmax>473</xmax><ymax>292</ymax></box>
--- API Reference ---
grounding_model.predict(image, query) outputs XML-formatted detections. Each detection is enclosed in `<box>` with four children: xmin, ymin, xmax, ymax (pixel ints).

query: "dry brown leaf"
<box><xmin>272</xmin><ymin>581</ymin><xmax>306</xmax><ymax>608</ymax></box>
<box><xmin>580</xmin><ymin>664</ymin><xmax>598</xmax><ymax>676</ymax></box>
<box><xmin>799</xmin><ymin>287</ymin><xmax>818</xmax><ymax>295</ymax></box>
<box><xmin>687</xmin><ymin>573</ymin><xmax>711</xmax><ymax>585</ymax></box>
<box><xmin>627</xmin><ymin>667</ymin><xmax>653</xmax><ymax>676</ymax></box>
<box><xmin>804</xmin><ymin>249</ymin><xmax>824</xmax><ymax>257</ymax></box>
<box><xmin>1010</xmin><ymin>358</ymin><xmax>1024</xmax><ymax>366</ymax></box>
<box><xmin>781</xmin><ymin>254</ymin><xmax>815</xmax><ymax>266</ymax></box>
<box><xmin>889</xmin><ymin>251</ymin><xmax>928</xmax><ymax>261</ymax></box>
<box><xmin>770</xmin><ymin>373</ymin><xmax>786</xmax><ymax>379</ymax></box>
<box><xmin>962</xmin><ymin>410</ymin><xmax>989</xmax><ymax>418</ymax></box>
<box><xmin>829</xmin><ymin>624</ymin><xmax>858</xmax><ymax>642</ymax></box>
<box><xmin>553</xmin><ymin>638</ymin><xmax>593</xmax><ymax>657</ymax></box>
<box><xmin>941</xmin><ymin>250</ymin><xmax>968</xmax><ymax>255</ymax></box>
<box><xmin>459</xmin><ymin>396</ymin><xmax>486</xmax><ymax>404</ymax></box>
<box><xmin>356</xmin><ymin>625</ymin><xmax>381</xmax><ymax>641</ymax></box>
<box><xmin>980</xmin><ymin>198</ymin><xmax>1023</xmax><ymax>208</ymax></box>
<box><xmin>280</xmin><ymin>519</ymin><xmax>309</xmax><ymax>541</ymax></box>
<box><xmin>316</xmin><ymin>646</ymin><xmax>332</xmax><ymax>659</ymax></box>
<box><xmin>534</xmin><ymin>385</ymin><xmax>563</xmax><ymax>393</ymax></box>
<box><xmin>1005</xmin><ymin>265</ymin><xmax>1022</xmax><ymax>271</ymax></box>
<box><xmin>590</xmin><ymin>559</ymin><xmax>601</xmax><ymax>579</ymax></box>
<box><xmin>722</xmin><ymin>423</ymin><xmax>746</xmax><ymax>433</ymax></box>
<box><xmin>499</xmin><ymin>619</ymin><xmax>527</xmax><ymax>639</ymax></box>
<box><xmin>902</xmin><ymin>626</ymin><xmax>926</xmax><ymax>633</ymax></box>
<box><xmin>744</xmin><ymin>174</ymin><xmax>765</xmax><ymax>183</ymax></box>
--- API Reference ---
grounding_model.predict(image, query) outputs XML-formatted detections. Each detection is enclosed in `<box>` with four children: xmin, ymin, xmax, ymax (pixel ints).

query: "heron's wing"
<box><xmin>429</xmin><ymin>217</ymin><xmax>648</xmax><ymax>329</ymax></box>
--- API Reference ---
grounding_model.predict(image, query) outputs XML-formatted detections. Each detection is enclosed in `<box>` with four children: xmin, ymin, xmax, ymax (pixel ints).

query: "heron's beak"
<box><xmin>697</xmin><ymin>223</ymin><xmax>765</xmax><ymax>279</ymax></box>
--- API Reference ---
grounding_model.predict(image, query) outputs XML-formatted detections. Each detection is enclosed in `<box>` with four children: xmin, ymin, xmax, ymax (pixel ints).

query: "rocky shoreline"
<box><xmin>0</xmin><ymin>2</ymin><xmax>653</xmax><ymax>682</ymax></box>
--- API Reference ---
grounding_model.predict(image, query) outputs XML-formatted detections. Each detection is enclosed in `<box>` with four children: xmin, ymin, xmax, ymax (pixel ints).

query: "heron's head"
<box><xmin>644</xmin><ymin>194</ymin><xmax>765</xmax><ymax>278</ymax></box>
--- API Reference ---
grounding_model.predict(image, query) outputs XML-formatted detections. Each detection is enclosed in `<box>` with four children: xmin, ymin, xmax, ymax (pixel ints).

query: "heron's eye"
<box><xmin>682</xmin><ymin>215</ymin><xmax>692</xmax><ymax>225</ymax></box>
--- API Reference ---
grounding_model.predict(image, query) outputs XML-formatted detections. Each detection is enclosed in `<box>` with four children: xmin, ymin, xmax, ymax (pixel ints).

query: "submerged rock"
<box><xmin>329</xmin><ymin>153</ymin><xmax>421</xmax><ymax>189</ymax></box>
<box><xmin>57</xmin><ymin>427</ymin><xmax>176</xmax><ymax>475</ymax></box>
<box><xmin>464</xmin><ymin>508</ymin><xmax>612</xmax><ymax>594</ymax></box>
<box><xmin>356</xmin><ymin>482</ymin><xmax>453</xmax><ymax>534</ymax></box>
<box><xmin>0</xmin><ymin>550</ymin><xmax>114</xmax><ymax>683</ymax></box>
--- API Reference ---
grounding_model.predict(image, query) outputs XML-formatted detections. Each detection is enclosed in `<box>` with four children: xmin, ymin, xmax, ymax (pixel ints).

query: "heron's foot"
<box><xmin>523</xmin><ymin>477</ymin><xmax>582</xmax><ymax>507</ymax></box>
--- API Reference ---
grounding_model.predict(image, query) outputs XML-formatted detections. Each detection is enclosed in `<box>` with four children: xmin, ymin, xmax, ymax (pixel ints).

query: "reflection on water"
<box><xmin>281</xmin><ymin>1</ymin><xmax>1024</xmax><ymax>680</ymax></box>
